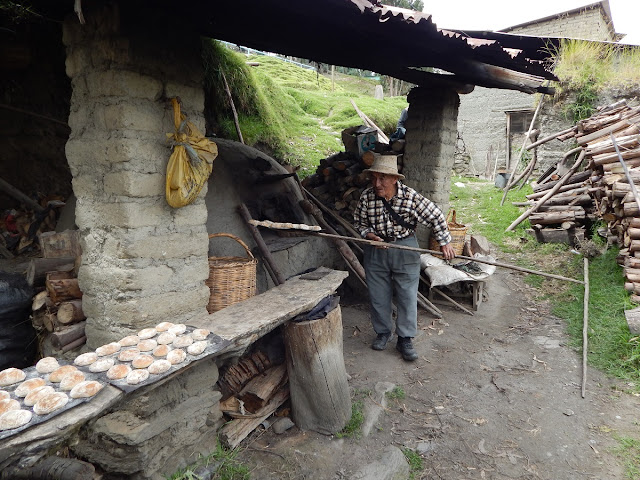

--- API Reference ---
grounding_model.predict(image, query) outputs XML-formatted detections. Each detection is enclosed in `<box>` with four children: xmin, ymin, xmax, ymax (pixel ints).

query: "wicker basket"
<box><xmin>429</xmin><ymin>209</ymin><xmax>467</xmax><ymax>256</ymax></box>
<box><xmin>206</xmin><ymin>233</ymin><xmax>257</xmax><ymax>313</ymax></box>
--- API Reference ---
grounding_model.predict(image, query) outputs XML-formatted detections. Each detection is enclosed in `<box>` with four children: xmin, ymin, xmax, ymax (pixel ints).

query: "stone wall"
<box><xmin>63</xmin><ymin>2</ymin><xmax>210</xmax><ymax>348</ymax></box>
<box><xmin>73</xmin><ymin>357</ymin><xmax>222</xmax><ymax>479</ymax></box>
<box><xmin>403</xmin><ymin>86</ymin><xmax>459</xmax><ymax>247</ymax></box>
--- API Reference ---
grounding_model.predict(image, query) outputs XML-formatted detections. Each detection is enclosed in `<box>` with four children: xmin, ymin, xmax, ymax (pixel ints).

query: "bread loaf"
<box><xmin>172</xmin><ymin>335</ymin><xmax>193</xmax><ymax>348</ymax></box>
<box><xmin>118</xmin><ymin>348</ymin><xmax>140</xmax><ymax>362</ymax></box>
<box><xmin>168</xmin><ymin>323</ymin><xmax>186</xmax><ymax>335</ymax></box>
<box><xmin>137</xmin><ymin>327</ymin><xmax>157</xmax><ymax>340</ymax></box>
<box><xmin>70</xmin><ymin>380</ymin><xmax>103</xmax><ymax>398</ymax></box>
<box><xmin>126</xmin><ymin>368</ymin><xmax>149</xmax><ymax>385</ymax></box>
<box><xmin>89</xmin><ymin>357</ymin><xmax>114</xmax><ymax>373</ymax></box>
<box><xmin>96</xmin><ymin>342</ymin><xmax>121</xmax><ymax>356</ymax></box>
<box><xmin>156</xmin><ymin>332</ymin><xmax>176</xmax><ymax>345</ymax></box>
<box><xmin>0</xmin><ymin>409</ymin><xmax>32</xmax><ymax>431</ymax></box>
<box><xmin>118</xmin><ymin>335</ymin><xmax>140</xmax><ymax>347</ymax></box>
<box><xmin>15</xmin><ymin>377</ymin><xmax>46</xmax><ymax>397</ymax></box>
<box><xmin>148</xmin><ymin>360</ymin><xmax>171</xmax><ymax>375</ymax></box>
<box><xmin>155</xmin><ymin>321</ymin><xmax>174</xmax><ymax>332</ymax></box>
<box><xmin>74</xmin><ymin>352</ymin><xmax>98</xmax><ymax>367</ymax></box>
<box><xmin>24</xmin><ymin>386</ymin><xmax>55</xmax><ymax>407</ymax></box>
<box><xmin>0</xmin><ymin>368</ymin><xmax>25</xmax><ymax>387</ymax></box>
<box><xmin>36</xmin><ymin>357</ymin><xmax>60</xmax><ymax>374</ymax></box>
<box><xmin>0</xmin><ymin>391</ymin><xmax>9</xmax><ymax>401</ymax></box>
<box><xmin>152</xmin><ymin>345</ymin><xmax>170</xmax><ymax>357</ymax></box>
<box><xmin>192</xmin><ymin>329</ymin><xmax>210</xmax><ymax>341</ymax></box>
<box><xmin>49</xmin><ymin>365</ymin><xmax>79</xmax><ymax>383</ymax></box>
<box><xmin>107</xmin><ymin>364</ymin><xmax>131</xmax><ymax>380</ymax></box>
<box><xmin>131</xmin><ymin>354</ymin><xmax>154</xmax><ymax>369</ymax></box>
<box><xmin>137</xmin><ymin>339</ymin><xmax>157</xmax><ymax>352</ymax></box>
<box><xmin>166</xmin><ymin>349</ymin><xmax>186</xmax><ymax>365</ymax></box>
<box><xmin>0</xmin><ymin>398</ymin><xmax>20</xmax><ymax>415</ymax></box>
<box><xmin>33</xmin><ymin>391</ymin><xmax>69</xmax><ymax>415</ymax></box>
<box><xmin>187</xmin><ymin>341</ymin><xmax>208</xmax><ymax>356</ymax></box>
<box><xmin>59</xmin><ymin>371</ymin><xmax>86</xmax><ymax>391</ymax></box>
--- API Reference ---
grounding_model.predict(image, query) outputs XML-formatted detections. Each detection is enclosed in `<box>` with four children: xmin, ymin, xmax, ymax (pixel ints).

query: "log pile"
<box><xmin>512</xmin><ymin>100</ymin><xmax>640</xmax><ymax>300</ymax></box>
<box><xmin>301</xmin><ymin>127</ymin><xmax>404</xmax><ymax>221</ymax></box>
<box><xmin>29</xmin><ymin>230</ymin><xmax>86</xmax><ymax>352</ymax></box>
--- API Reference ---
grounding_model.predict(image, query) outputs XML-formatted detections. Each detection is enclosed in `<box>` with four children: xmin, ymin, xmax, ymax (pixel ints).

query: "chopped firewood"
<box><xmin>238</xmin><ymin>364</ymin><xmax>288</xmax><ymax>413</ymax></box>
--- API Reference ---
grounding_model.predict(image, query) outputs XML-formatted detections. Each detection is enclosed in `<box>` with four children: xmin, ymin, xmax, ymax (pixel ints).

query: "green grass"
<box><xmin>336</xmin><ymin>400</ymin><xmax>364</xmax><ymax>439</ymax></box>
<box><xmin>401</xmin><ymin>448</ymin><xmax>424</xmax><ymax>479</ymax></box>
<box><xmin>167</xmin><ymin>440</ymin><xmax>250</xmax><ymax>480</ymax></box>
<box><xmin>385</xmin><ymin>386</ymin><xmax>406</xmax><ymax>400</ymax></box>
<box><xmin>613</xmin><ymin>436</ymin><xmax>640</xmax><ymax>479</ymax></box>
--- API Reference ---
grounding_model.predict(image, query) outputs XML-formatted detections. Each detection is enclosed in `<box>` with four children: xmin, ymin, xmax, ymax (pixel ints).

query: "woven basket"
<box><xmin>429</xmin><ymin>209</ymin><xmax>467</xmax><ymax>256</ymax></box>
<box><xmin>206</xmin><ymin>233</ymin><xmax>257</xmax><ymax>313</ymax></box>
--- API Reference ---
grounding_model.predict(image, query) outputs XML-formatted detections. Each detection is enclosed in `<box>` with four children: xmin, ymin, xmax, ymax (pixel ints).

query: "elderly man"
<box><xmin>353</xmin><ymin>155</ymin><xmax>455</xmax><ymax>361</ymax></box>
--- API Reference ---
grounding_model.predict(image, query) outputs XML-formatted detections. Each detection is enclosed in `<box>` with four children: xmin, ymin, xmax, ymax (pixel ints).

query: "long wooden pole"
<box><xmin>221</xmin><ymin>70</ymin><xmax>244</xmax><ymax>145</ymax></box>
<box><xmin>295</xmin><ymin>231</ymin><xmax>585</xmax><ymax>284</ymax></box>
<box><xmin>0</xmin><ymin>176</ymin><xmax>44</xmax><ymax>212</ymax></box>
<box><xmin>581</xmin><ymin>257</ymin><xmax>589</xmax><ymax>398</ymax></box>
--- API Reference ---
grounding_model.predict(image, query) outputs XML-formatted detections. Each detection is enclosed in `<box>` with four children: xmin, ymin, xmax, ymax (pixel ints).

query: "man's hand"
<box><xmin>440</xmin><ymin>243</ymin><xmax>456</xmax><ymax>260</ymax></box>
<box><xmin>366</xmin><ymin>233</ymin><xmax>388</xmax><ymax>249</ymax></box>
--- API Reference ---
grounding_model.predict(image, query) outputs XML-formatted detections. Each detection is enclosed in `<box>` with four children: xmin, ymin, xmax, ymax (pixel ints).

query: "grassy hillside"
<box><xmin>202</xmin><ymin>40</ymin><xmax>408</xmax><ymax>176</ymax></box>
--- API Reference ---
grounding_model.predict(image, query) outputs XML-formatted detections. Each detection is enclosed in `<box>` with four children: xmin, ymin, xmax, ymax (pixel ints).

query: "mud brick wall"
<box><xmin>72</xmin><ymin>357</ymin><xmax>222</xmax><ymax>479</ymax></box>
<box><xmin>63</xmin><ymin>2</ymin><xmax>210</xmax><ymax>347</ymax></box>
<box><xmin>403</xmin><ymin>86</ymin><xmax>460</xmax><ymax>248</ymax></box>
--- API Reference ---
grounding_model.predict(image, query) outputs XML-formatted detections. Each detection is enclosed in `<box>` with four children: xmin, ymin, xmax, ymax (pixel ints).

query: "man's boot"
<box><xmin>396</xmin><ymin>336</ymin><xmax>418</xmax><ymax>361</ymax></box>
<box><xmin>371</xmin><ymin>333</ymin><xmax>391</xmax><ymax>350</ymax></box>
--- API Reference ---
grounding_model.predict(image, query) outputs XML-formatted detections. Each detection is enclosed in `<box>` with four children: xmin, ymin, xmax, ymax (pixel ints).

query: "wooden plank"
<box><xmin>237</xmin><ymin>364</ymin><xmax>288</xmax><ymax>413</ymax></box>
<box><xmin>625</xmin><ymin>306</ymin><xmax>640</xmax><ymax>334</ymax></box>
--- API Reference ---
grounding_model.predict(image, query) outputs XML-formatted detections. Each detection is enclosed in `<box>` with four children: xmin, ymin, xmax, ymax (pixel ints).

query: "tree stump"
<box><xmin>284</xmin><ymin>305</ymin><xmax>351</xmax><ymax>435</ymax></box>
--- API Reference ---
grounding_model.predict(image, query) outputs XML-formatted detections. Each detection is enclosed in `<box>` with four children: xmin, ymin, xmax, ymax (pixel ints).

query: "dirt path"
<box><xmin>237</xmin><ymin>268</ymin><xmax>639</xmax><ymax>479</ymax></box>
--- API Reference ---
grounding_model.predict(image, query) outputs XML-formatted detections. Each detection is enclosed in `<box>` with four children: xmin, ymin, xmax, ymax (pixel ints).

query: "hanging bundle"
<box><xmin>165</xmin><ymin>97</ymin><xmax>218</xmax><ymax>208</ymax></box>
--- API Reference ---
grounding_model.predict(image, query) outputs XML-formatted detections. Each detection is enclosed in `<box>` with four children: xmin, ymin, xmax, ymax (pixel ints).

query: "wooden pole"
<box><xmin>582</xmin><ymin>257</ymin><xmax>589</xmax><ymax>398</ymax></box>
<box><xmin>221</xmin><ymin>70</ymin><xmax>244</xmax><ymax>145</ymax></box>
<box><xmin>0</xmin><ymin>176</ymin><xmax>43</xmax><ymax>212</ymax></box>
<box><xmin>611</xmin><ymin>133</ymin><xmax>640</xmax><ymax>212</ymax></box>
<box><xmin>350</xmin><ymin>99</ymin><xmax>390</xmax><ymax>144</ymax></box>
<box><xmin>505</xmin><ymin>150</ymin><xmax>586</xmax><ymax>232</ymax></box>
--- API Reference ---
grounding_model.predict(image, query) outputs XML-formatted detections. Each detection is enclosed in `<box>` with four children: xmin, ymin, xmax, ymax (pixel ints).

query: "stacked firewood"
<box><xmin>29</xmin><ymin>230</ymin><xmax>86</xmax><ymax>352</ymax></box>
<box><xmin>514</xmin><ymin>100</ymin><xmax>640</xmax><ymax>299</ymax></box>
<box><xmin>302</xmin><ymin>128</ymin><xmax>404</xmax><ymax>221</ymax></box>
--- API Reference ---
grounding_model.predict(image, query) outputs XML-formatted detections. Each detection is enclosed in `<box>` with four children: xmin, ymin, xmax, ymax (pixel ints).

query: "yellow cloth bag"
<box><xmin>165</xmin><ymin>98</ymin><xmax>218</xmax><ymax>208</ymax></box>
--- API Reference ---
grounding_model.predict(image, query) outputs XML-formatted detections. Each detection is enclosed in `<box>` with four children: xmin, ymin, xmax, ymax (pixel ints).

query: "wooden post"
<box><xmin>221</xmin><ymin>70</ymin><xmax>244</xmax><ymax>145</ymax></box>
<box><xmin>284</xmin><ymin>305</ymin><xmax>351</xmax><ymax>434</ymax></box>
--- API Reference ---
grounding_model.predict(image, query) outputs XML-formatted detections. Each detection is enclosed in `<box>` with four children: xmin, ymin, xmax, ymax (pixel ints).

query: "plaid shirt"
<box><xmin>353</xmin><ymin>182</ymin><xmax>452</xmax><ymax>245</ymax></box>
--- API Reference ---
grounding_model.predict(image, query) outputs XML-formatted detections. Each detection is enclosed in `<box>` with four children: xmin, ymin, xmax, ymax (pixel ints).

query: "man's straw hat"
<box><xmin>365</xmin><ymin>154</ymin><xmax>404</xmax><ymax>179</ymax></box>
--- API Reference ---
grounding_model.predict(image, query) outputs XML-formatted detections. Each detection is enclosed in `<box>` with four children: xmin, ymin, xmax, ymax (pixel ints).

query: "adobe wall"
<box><xmin>505</xmin><ymin>8</ymin><xmax>615</xmax><ymax>42</ymax></box>
<box><xmin>403</xmin><ymin>86</ymin><xmax>459</xmax><ymax>247</ymax></box>
<box><xmin>63</xmin><ymin>3</ymin><xmax>210</xmax><ymax>347</ymax></box>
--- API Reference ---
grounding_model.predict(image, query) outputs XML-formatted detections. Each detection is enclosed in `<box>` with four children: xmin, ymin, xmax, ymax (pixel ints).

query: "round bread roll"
<box><xmin>156</xmin><ymin>332</ymin><xmax>176</xmax><ymax>345</ymax></box>
<box><xmin>168</xmin><ymin>323</ymin><xmax>186</xmax><ymax>335</ymax></box>
<box><xmin>49</xmin><ymin>365</ymin><xmax>79</xmax><ymax>383</ymax></box>
<box><xmin>0</xmin><ymin>398</ymin><xmax>20</xmax><ymax>415</ymax></box>
<box><xmin>118</xmin><ymin>335</ymin><xmax>140</xmax><ymax>347</ymax></box>
<box><xmin>172</xmin><ymin>335</ymin><xmax>193</xmax><ymax>348</ymax></box>
<box><xmin>96</xmin><ymin>342</ymin><xmax>121</xmax><ymax>356</ymax></box>
<box><xmin>126</xmin><ymin>368</ymin><xmax>149</xmax><ymax>385</ymax></box>
<box><xmin>107</xmin><ymin>364</ymin><xmax>131</xmax><ymax>380</ymax></box>
<box><xmin>155</xmin><ymin>321</ymin><xmax>174</xmax><ymax>332</ymax></box>
<box><xmin>33</xmin><ymin>391</ymin><xmax>69</xmax><ymax>415</ymax></box>
<box><xmin>0</xmin><ymin>368</ymin><xmax>25</xmax><ymax>387</ymax></box>
<box><xmin>70</xmin><ymin>380</ymin><xmax>103</xmax><ymax>399</ymax></box>
<box><xmin>148</xmin><ymin>360</ymin><xmax>171</xmax><ymax>375</ymax></box>
<box><xmin>60</xmin><ymin>370</ymin><xmax>86</xmax><ymax>391</ymax></box>
<box><xmin>166</xmin><ymin>349</ymin><xmax>186</xmax><ymax>365</ymax></box>
<box><xmin>137</xmin><ymin>339</ymin><xmax>157</xmax><ymax>352</ymax></box>
<box><xmin>132</xmin><ymin>354</ymin><xmax>154</xmax><ymax>369</ymax></box>
<box><xmin>187</xmin><ymin>340</ymin><xmax>208</xmax><ymax>356</ymax></box>
<box><xmin>152</xmin><ymin>344</ymin><xmax>170</xmax><ymax>357</ymax></box>
<box><xmin>137</xmin><ymin>327</ymin><xmax>157</xmax><ymax>340</ymax></box>
<box><xmin>15</xmin><ymin>377</ymin><xmax>46</xmax><ymax>397</ymax></box>
<box><xmin>118</xmin><ymin>348</ymin><xmax>140</xmax><ymax>362</ymax></box>
<box><xmin>0</xmin><ymin>391</ymin><xmax>9</xmax><ymax>401</ymax></box>
<box><xmin>0</xmin><ymin>409</ymin><xmax>33</xmax><ymax>431</ymax></box>
<box><xmin>192</xmin><ymin>329</ymin><xmax>210</xmax><ymax>341</ymax></box>
<box><xmin>24</xmin><ymin>385</ymin><xmax>55</xmax><ymax>407</ymax></box>
<box><xmin>89</xmin><ymin>357</ymin><xmax>114</xmax><ymax>373</ymax></box>
<box><xmin>74</xmin><ymin>352</ymin><xmax>98</xmax><ymax>367</ymax></box>
<box><xmin>36</xmin><ymin>357</ymin><xmax>60</xmax><ymax>374</ymax></box>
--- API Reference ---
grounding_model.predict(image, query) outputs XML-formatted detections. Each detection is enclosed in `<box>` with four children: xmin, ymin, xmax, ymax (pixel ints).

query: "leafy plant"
<box><xmin>386</xmin><ymin>386</ymin><xmax>406</xmax><ymax>400</ymax></box>
<box><xmin>167</xmin><ymin>440</ymin><xmax>250</xmax><ymax>480</ymax></box>
<box><xmin>401</xmin><ymin>447</ymin><xmax>424</xmax><ymax>479</ymax></box>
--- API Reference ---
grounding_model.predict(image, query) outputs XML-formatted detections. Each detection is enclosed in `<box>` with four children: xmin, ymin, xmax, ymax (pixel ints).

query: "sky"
<box><xmin>422</xmin><ymin>0</ymin><xmax>640</xmax><ymax>45</ymax></box>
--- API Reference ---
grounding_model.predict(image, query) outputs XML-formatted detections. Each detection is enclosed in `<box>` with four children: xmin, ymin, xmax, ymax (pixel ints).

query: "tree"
<box><xmin>382</xmin><ymin>0</ymin><xmax>425</xmax><ymax>12</ymax></box>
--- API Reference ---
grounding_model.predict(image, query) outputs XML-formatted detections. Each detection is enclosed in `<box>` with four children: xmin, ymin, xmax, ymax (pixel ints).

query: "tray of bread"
<box><xmin>0</xmin><ymin>357</ymin><xmax>105</xmax><ymax>440</ymax></box>
<box><xmin>72</xmin><ymin>322</ymin><xmax>229</xmax><ymax>394</ymax></box>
